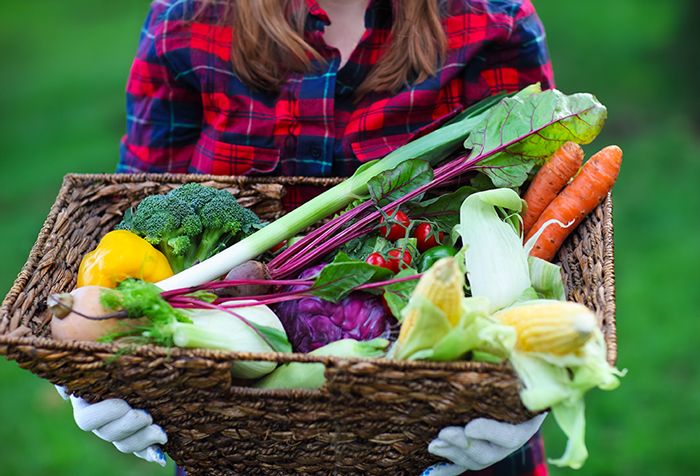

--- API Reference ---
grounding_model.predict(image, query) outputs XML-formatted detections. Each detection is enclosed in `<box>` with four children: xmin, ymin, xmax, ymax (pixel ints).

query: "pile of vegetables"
<box><xmin>49</xmin><ymin>84</ymin><xmax>626</xmax><ymax>469</ymax></box>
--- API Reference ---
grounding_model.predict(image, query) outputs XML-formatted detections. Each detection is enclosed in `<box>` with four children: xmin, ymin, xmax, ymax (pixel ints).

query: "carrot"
<box><xmin>522</xmin><ymin>142</ymin><xmax>584</xmax><ymax>235</ymax></box>
<box><xmin>526</xmin><ymin>145</ymin><xmax>623</xmax><ymax>261</ymax></box>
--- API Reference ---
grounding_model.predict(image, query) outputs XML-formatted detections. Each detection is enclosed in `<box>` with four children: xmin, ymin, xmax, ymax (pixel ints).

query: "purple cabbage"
<box><xmin>274</xmin><ymin>264</ymin><xmax>396</xmax><ymax>353</ymax></box>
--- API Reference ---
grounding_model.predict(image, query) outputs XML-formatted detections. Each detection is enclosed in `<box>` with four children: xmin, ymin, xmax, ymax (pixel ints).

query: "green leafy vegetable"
<box><xmin>338</xmin><ymin>235</ymin><xmax>393</xmax><ymax>262</ymax></box>
<box><xmin>407</xmin><ymin>186</ymin><xmax>478</xmax><ymax>230</ymax></box>
<box><xmin>367</xmin><ymin>159</ymin><xmax>434</xmax><ymax>205</ymax></box>
<box><xmin>465</xmin><ymin>86</ymin><xmax>607</xmax><ymax>188</ymax></box>
<box><xmin>310</xmin><ymin>253</ymin><xmax>393</xmax><ymax>302</ymax></box>
<box><xmin>382</xmin><ymin>268</ymin><xmax>419</xmax><ymax>319</ymax></box>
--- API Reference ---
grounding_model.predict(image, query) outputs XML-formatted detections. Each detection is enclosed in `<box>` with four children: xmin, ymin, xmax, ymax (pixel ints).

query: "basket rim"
<box><xmin>0</xmin><ymin>333</ymin><xmax>512</xmax><ymax>372</ymax></box>
<box><xmin>66</xmin><ymin>172</ymin><xmax>348</xmax><ymax>186</ymax></box>
<box><xmin>600</xmin><ymin>192</ymin><xmax>617</xmax><ymax>364</ymax></box>
<box><xmin>0</xmin><ymin>173</ymin><xmax>617</xmax><ymax>366</ymax></box>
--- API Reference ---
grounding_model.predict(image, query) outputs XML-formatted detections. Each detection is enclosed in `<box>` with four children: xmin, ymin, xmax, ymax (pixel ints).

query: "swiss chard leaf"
<box><xmin>368</xmin><ymin>159</ymin><xmax>433</xmax><ymax>205</ymax></box>
<box><xmin>407</xmin><ymin>186</ymin><xmax>477</xmax><ymax>230</ymax></box>
<box><xmin>311</xmin><ymin>252</ymin><xmax>393</xmax><ymax>302</ymax></box>
<box><xmin>470</xmin><ymin>173</ymin><xmax>495</xmax><ymax>192</ymax></box>
<box><xmin>382</xmin><ymin>268</ymin><xmax>419</xmax><ymax>321</ymax></box>
<box><xmin>465</xmin><ymin>88</ymin><xmax>607</xmax><ymax>187</ymax></box>
<box><xmin>338</xmin><ymin>235</ymin><xmax>393</xmax><ymax>261</ymax></box>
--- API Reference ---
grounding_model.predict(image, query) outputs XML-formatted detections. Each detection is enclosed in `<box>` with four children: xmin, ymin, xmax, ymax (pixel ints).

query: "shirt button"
<box><xmin>310</xmin><ymin>146</ymin><xmax>323</xmax><ymax>159</ymax></box>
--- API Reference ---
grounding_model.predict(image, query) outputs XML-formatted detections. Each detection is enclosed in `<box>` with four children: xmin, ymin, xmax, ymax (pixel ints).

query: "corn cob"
<box><xmin>495</xmin><ymin>301</ymin><xmax>597</xmax><ymax>355</ymax></box>
<box><xmin>398</xmin><ymin>257</ymin><xmax>464</xmax><ymax>344</ymax></box>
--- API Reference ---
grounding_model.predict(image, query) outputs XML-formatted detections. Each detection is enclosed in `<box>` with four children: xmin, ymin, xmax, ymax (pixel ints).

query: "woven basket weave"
<box><xmin>0</xmin><ymin>174</ymin><xmax>617</xmax><ymax>475</ymax></box>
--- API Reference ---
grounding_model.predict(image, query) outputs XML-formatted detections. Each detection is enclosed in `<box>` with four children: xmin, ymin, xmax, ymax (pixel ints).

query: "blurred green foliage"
<box><xmin>0</xmin><ymin>1</ymin><xmax>698</xmax><ymax>475</ymax></box>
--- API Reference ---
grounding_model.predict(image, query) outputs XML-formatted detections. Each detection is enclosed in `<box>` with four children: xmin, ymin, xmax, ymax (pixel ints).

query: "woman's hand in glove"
<box><xmin>421</xmin><ymin>413</ymin><xmax>547</xmax><ymax>475</ymax></box>
<box><xmin>56</xmin><ymin>386</ymin><xmax>168</xmax><ymax>466</ymax></box>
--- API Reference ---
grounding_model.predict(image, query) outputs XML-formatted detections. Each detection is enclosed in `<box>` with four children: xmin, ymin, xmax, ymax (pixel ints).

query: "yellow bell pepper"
<box><xmin>77</xmin><ymin>230</ymin><xmax>174</xmax><ymax>288</ymax></box>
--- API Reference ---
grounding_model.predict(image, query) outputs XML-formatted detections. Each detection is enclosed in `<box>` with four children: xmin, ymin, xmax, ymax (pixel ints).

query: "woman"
<box><xmin>65</xmin><ymin>1</ymin><xmax>554</xmax><ymax>474</ymax></box>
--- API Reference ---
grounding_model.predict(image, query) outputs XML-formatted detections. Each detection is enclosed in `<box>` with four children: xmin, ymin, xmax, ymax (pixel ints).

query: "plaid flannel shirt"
<box><xmin>120</xmin><ymin>2</ymin><xmax>551</xmax><ymax>472</ymax></box>
<box><xmin>118</xmin><ymin>0</ymin><xmax>553</xmax><ymax>187</ymax></box>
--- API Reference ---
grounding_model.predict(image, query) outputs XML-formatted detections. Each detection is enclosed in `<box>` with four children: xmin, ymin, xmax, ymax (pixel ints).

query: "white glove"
<box><xmin>55</xmin><ymin>385</ymin><xmax>168</xmax><ymax>466</ymax></box>
<box><xmin>421</xmin><ymin>413</ymin><xmax>547</xmax><ymax>475</ymax></box>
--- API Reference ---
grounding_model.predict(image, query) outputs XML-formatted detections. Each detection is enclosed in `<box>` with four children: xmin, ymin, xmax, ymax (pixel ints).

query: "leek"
<box><xmin>155</xmin><ymin>97</ymin><xmax>500</xmax><ymax>291</ymax></box>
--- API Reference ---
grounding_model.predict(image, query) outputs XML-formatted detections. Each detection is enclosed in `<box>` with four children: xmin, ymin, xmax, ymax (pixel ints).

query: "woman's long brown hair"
<box><xmin>200</xmin><ymin>0</ymin><xmax>446</xmax><ymax>97</ymax></box>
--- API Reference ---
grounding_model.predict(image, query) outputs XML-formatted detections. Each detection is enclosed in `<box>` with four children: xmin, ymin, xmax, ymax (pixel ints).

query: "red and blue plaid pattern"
<box><xmin>118</xmin><ymin>0</ymin><xmax>554</xmax><ymax>184</ymax></box>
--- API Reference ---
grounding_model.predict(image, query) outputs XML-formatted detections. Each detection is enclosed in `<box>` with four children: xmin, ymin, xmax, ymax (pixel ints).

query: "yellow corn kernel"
<box><xmin>414</xmin><ymin>257</ymin><xmax>464</xmax><ymax>325</ymax></box>
<box><xmin>398</xmin><ymin>257</ymin><xmax>464</xmax><ymax>345</ymax></box>
<box><xmin>495</xmin><ymin>301</ymin><xmax>597</xmax><ymax>355</ymax></box>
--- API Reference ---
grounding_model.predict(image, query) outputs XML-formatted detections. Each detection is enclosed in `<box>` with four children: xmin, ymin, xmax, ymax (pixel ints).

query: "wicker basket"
<box><xmin>0</xmin><ymin>174</ymin><xmax>617</xmax><ymax>475</ymax></box>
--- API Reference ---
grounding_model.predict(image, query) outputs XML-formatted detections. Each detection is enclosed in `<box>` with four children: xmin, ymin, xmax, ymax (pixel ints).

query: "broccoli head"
<box><xmin>117</xmin><ymin>194</ymin><xmax>202</xmax><ymax>272</ymax></box>
<box><xmin>194</xmin><ymin>187</ymin><xmax>262</xmax><ymax>263</ymax></box>
<box><xmin>168</xmin><ymin>183</ymin><xmax>220</xmax><ymax>211</ymax></box>
<box><xmin>117</xmin><ymin>183</ymin><xmax>262</xmax><ymax>272</ymax></box>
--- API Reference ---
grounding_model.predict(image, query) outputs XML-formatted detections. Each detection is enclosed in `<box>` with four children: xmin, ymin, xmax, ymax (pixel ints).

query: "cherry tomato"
<box><xmin>413</xmin><ymin>223</ymin><xmax>445</xmax><ymax>252</ymax></box>
<box><xmin>386</xmin><ymin>248</ymin><xmax>412</xmax><ymax>273</ymax></box>
<box><xmin>379</xmin><ymin>210</ymin><xmax>411</xmax><ymax>241</ymax></box>
<box><xmin>365</xmin><ymin>252</ymin><xmax>388</xmax><ymax>269</ymax></box>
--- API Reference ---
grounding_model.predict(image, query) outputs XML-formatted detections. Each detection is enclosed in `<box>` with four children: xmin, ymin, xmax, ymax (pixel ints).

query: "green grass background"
<box><xmin>1</xmin><ymin>1</ymin><xmax>698</xmax><ymax>474</ymax></box>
